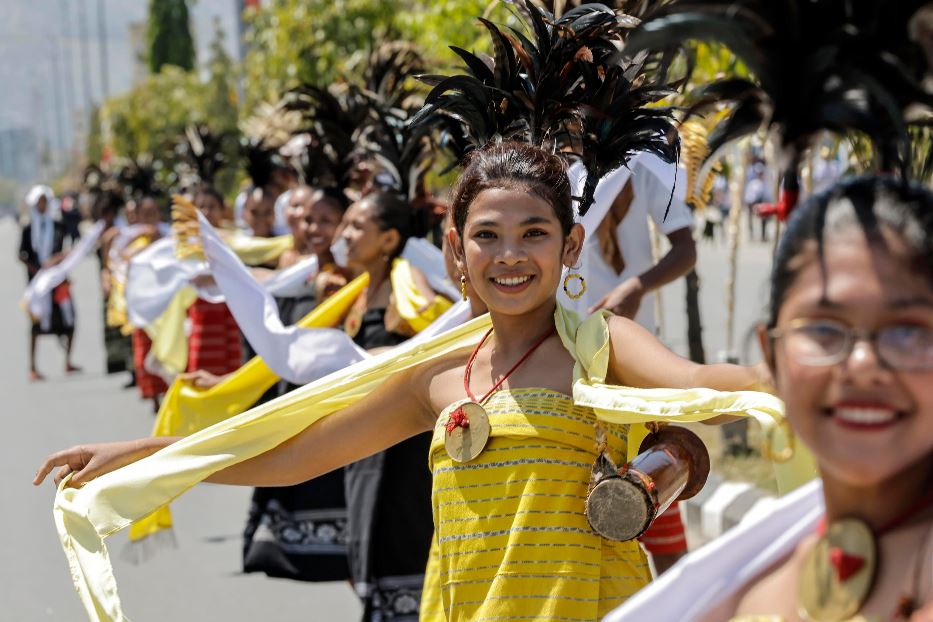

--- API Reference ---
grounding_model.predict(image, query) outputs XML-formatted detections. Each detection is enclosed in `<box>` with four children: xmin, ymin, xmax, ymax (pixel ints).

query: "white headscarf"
<box><xmin>26</xmin><ymin>185</ymin><xmax>56</xmax><ymax>264</ymax></box>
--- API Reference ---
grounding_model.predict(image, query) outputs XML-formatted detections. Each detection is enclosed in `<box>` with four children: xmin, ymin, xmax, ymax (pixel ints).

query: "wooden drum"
<box><xmin>585</xmin><ymin>425</ymin><xmax>710</xmax><ymax>542</ymax></box>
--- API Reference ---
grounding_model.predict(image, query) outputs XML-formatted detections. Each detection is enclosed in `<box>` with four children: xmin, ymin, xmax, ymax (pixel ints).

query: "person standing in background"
<box><xmin>19</xmin><ymin>185</ymin><xmax>81</xmax><ymax>381</ymax></box>
<box><xmin>60</xmin><ymin>192</ymin><xmax>82</xmax><ymax>245</ymax></box>
<box><xmin>566</xmin><ymin>153</ymin><xmax>698</xmax><ymax>575</ymax></box>
<box><xmin>581</xmin><ymin>153</ymin><xmax>697</xmax><ymax>334</ymax></box>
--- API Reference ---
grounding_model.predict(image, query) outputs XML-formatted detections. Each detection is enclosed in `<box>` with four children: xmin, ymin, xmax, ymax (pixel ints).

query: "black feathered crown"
<box><xmin>624</xmin><ymin>0</ymin><xmax>933</xmax><ymax>218</ymax></box>
<box><xmin>409</xmin><ymin>0</ymin><xmax>682</xmax><ymax>214</ymax></box>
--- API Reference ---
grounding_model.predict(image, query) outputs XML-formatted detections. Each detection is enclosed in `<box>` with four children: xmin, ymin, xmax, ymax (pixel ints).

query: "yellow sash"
<box><xmin>127</xmin><ymin>275</ymin><xmax>367</xmax><ymax>543</ymax></box>
<box><xmin>389</xmin><ymin>258</ymin><xmax>453</xmax><ymax>331</ymax></box>
<box><xmin>53</xmin><ymin>304</ymin><xmax>800</xmax><ymax>621</ymax></box>
<box><xmin>226</xmin><ymin>232</ymin><xmax>294</xmax><ymax>266</ymax></box>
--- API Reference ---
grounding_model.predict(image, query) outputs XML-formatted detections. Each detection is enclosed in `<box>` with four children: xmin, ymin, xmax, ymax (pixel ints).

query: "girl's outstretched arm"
<box><xmin>607</xmin><ymin>315</ymin><xmax>771</xmax><ymax>392</ymax></box>
<box><xmin>35</xmin><ymin>363</ymin><xmax>436</xmax><ymax>489</ymax></box>
<box><xmin>207</xmin><ymin>364</ymin><xmax>435</xmax><ymax>486</ymax></box>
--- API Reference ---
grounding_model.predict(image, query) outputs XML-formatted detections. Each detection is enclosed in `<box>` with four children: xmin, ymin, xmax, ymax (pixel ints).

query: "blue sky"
<box><xmin>0</xmin><ymin>0</ymin><xmax>240</xmax><ymax>158</ymax></box>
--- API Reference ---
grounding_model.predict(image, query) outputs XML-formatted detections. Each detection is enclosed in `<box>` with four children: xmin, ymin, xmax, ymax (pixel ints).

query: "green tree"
<box><xmin>102</xmin><ymin>66</ymin><xmax>207</xmax><ymax>186</ymax></box>
<box><xmin>147</xmin><ymin>0</ymin><xmax>196</xmax><ymax>74</ymax></box>
<box><xmin>242</xmin><ymin>0</ymin><xmax>398</xmax><ymax>111</ymax></box>
<box><xmin>204</xmin><ymin>18</ymin><xmax>241</xmax><ymax>195</ymax></box>
<box><xmin>241</xmin><ymin>0</ymin><xmax>514</xmax><ymax>113</ymax></box>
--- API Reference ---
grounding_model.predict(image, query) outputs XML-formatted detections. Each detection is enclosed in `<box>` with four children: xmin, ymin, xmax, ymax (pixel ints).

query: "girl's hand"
<box><xmin>33</xmin><ymin>439</ymin><xmax>164</xmax><ymax>488</ymax></box>
<box><xmin>177</xmin><ymin>369</ymin><xmax>224</xmax><ymax>389</ymax></box>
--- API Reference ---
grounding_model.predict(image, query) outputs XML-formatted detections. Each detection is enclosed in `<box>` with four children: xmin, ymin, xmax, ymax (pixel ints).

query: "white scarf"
<box><xmin>26</xmin><ymin>185</ymin><xmax>56</xmax><ymax>265</ymax></box>
<box><xmin>196</xmin><ymin>212</ymin><xmax>471</xmax><ymax>385</ymax></box>
<box><xmin>124</xmin><ymin>239</ymin><xmax>323</xmax><ymax>329</ymax></box>
<box><xmin>602</xmin><ymin>480</ymin><xmax>823</xmax><ymax>622</ymax></box>
<box><xmin>22</xmin><ymin>221</ymin><xmax>106</xmax><ymax>326</ymax></box>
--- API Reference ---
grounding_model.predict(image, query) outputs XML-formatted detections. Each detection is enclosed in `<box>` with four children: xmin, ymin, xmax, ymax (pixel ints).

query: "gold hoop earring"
<box><xmin>563</xmin><ymin>273</ymin><xmax>586</xmax><ymax>300</ymax></box>
<box><xmin>761</xmin><ymin>417</ymin><xmax>796</xmax><ymax>463</ymax></box>
<box><xmin>460</xmin><ymin>275</ymin><xmax>468</xmax><ymax>301</ymax></box>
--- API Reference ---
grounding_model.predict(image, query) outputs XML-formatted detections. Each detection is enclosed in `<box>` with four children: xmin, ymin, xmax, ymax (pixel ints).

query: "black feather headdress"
<box><xmin>115</xmin><ymin>156</ymin><xmax>160</xmax><ymax>201</ymax></box>
<box><xmin>240</xmin><ymin>102</ymin><xmax>302</xmax><ymax>189</ymax></box>
<box><xmin>180</xmin><ymin>124</ymin><xmax>228</xmax><ymax>188</ymax></box>
<box><xmin>355</xmin><ymin>116</ymin><xmax>438</xmax><ymax>204</ymax></box>
<box><xmin>409</xmin><ymin>0</ymin><xmax>682</xmax><ymax>213</ymax></box>
<box><xmin>362</xmin><ymin>41</ymin><xmax>427</xmax><ymax>115</ymax></box>
<box><xmin>624</xmin><ymin>0</ymin><xmax>933</xmax><ymax>219</ymax></box>
<box><xmin>281</xmin><ymin>83</ymin><xmax>379</xmax><ymax>192</ymax></box>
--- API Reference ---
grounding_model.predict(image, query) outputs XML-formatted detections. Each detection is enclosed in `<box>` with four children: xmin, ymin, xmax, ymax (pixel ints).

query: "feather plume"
<box><xmin>240</xmin><ymin>101</ymin><xmax>303</xmax><ymax>189</ymax></box>
<box><xmin>410</xmin><ymin>0</ymin><xmax>681</xmax><ymax>213</ymax></box>
<box><xmin>625</xmin><ymin>0</ymin><xmax>933</xmax><ymax>213</ymax></box>
<box><xmin>179</xmin><ymin>124</ymin><xmax>228</xmax><ymax>187</ymax></box>
<box><xmin>115</xmin><ymin>156</ymin><xmax>160</xmax><ymax>200</ymax></box>
<box><xmin>281</xmin><ymin>83</ymin><xmax>378</xmax><ymax>191</ymax></box>
<box><xmin>362</xmin><ymin>41</ymin><xmax>427</xmax><ymax>114</ymax></box>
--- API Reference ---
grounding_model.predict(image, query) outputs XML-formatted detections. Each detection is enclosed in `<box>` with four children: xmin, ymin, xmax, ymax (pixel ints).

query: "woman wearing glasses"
<box><xmin>609</xmin><ymin>176</ymin><xmax>933</xmax><ymax>622</ymax></box>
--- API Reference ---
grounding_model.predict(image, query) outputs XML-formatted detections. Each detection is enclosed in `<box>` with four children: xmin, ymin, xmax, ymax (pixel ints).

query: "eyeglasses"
<box><xmin>768</xmin><ymin>318</ymin><xmax>933</xmax><ymax>371</ymax></box>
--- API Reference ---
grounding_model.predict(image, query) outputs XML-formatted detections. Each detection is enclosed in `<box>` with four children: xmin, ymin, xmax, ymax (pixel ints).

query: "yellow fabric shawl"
<box><xmin>225</xmin><ymin>232</ymin><xmax>294</xmax><ymax>266</ymax></box>
<box><xmin>126</xmin><ymin>274</ymin><xmax>368</xmax><ymax>542</ymax></box>
<box><xmin>53</xmin><ymin>305</ymin><xmax>805</xmax><ymax>621</ymax></box>
<box><xmin>389</xmin><ymin>258</ymin><xmax>453</xmax><ymax>332</ymax></box>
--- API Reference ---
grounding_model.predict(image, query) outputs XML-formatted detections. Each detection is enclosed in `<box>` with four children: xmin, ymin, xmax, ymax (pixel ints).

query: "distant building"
<box><xmin>129</xmin><ymin>21</ymin><xmax>148</xmax><ymax>86</ymax></box>
<box><xmin>0</xmin><ymin>126</ymin><xmax>40</xmax><ymax>184</ymax></box>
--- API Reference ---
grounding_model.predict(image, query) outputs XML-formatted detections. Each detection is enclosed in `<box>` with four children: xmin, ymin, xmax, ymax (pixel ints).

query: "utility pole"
<box><xmin>58</xmin><ymin>0</ymin><xmax>78</xmax><ymax>156</ymax></box>
<box><xmin>76</xmin><ymin>0</ymin><xmax>95</xmax><ymax>109</ymax></box>
<box><xmin>49</xmin><ymin>49</ymin><xmax>66</xmax><ymax>172</ymax></box>
<box><xmin>97</xmin><ymin>0</ymin><xmax>111</xmax><ymax>98</ymax></box>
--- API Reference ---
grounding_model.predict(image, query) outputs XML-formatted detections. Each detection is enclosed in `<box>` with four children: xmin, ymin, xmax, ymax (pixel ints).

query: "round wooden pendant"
<box><xmin>798</xmin><ymin>518</ymin><xmax>877</xmax><ymax>622</ymax></box>
<box><xmin>444</xmin><ymin>401</ymin><xmax>491</xmax><ymax>463</ymax></box>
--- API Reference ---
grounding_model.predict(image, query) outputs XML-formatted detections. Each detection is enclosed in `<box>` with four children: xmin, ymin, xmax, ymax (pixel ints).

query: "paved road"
<box><xmin>2</xmin><ymin>215</ymin><xmax>776</xmax><ymax>621</ymax></box>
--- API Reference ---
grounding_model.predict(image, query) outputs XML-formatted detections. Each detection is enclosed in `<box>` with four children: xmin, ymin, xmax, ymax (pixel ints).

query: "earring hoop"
<box><xmin>563</xmin><ymin>273</ymin><xmax>587</xmax><ymax>300</ymax></box>
<box><xmin>460</xmin><ymin>275</ymin><xmax>468</xmax><ymax>301</ymax></box>
<box><xmin>761</xmin><ymin>417</ymin><xmax>796</xmax><ymax>463</ymax></box>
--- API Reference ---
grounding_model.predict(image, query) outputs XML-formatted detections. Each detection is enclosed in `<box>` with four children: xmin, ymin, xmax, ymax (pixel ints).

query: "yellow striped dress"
<box><xmin>423</xmin><ymin>388</ymin><xmax>652</xmax><ymax>621</ymax></box>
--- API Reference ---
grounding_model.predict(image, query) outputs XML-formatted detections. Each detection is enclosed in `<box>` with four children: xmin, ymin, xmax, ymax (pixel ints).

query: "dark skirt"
<box><xmin>346</xmin><ymin>307</ymin><xmax>434</xmax><ymax>621</ymax></box>
<box><xmin>241</xmin><ymin>293</ymin><xmax>352</xmax><ymax>583</ymax></box>
<box><xmin>346</xmin><ymin>433</ymin><xmax>434</xmax><ymax>622</ymax></box>
<box><xmin>242</xmin><ymin>467</ymin><xmax>351</xmax><ymax>581</ymax></box>
<box><xmin>103</xmin><ymin>301</ymin><xmax>133</xmax><ymax>374</ymax></box>
<box><xmin>31</xmin><ymin>283</ymin><xmax>75</xmax><ymax>337</ymax></box>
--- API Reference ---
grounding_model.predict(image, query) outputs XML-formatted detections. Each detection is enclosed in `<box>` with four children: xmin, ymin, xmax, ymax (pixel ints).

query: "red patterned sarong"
<box><xmin>132</xmin><ymin>329</ymin><xmax>168</xmax><ymax>399</ymax></box>
<box><xmin>187</xmin><ymin>298</ymin><xmax>242</xmax><ymax>376</ymax></box>
<box><xmin>640</xmin><ymin>500</ymin><xmax>688</xmax><ymax>555</ymax></box>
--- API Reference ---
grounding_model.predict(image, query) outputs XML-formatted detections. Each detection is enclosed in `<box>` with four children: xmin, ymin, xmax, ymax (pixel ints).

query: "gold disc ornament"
<box><xmin>444</xmin><ymin>401</ymin><xmax>491</xmax><ymax>463</ymax></box>
<box><xmin>798</xmin><ymin>518</ymin><xmax>877</xmax><ymax>622</ymax></box>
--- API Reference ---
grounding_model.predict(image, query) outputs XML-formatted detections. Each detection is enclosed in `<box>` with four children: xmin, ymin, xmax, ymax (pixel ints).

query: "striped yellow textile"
<box><xmin>427</xmin><ymin>389</ymin><xmax>651</xmax><ymax>622</ymax></box>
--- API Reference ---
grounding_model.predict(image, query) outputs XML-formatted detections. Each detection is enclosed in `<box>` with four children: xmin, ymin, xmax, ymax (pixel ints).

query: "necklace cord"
<box><xmin>463</xmin><ymin>326</ymin><xmax>557</xmax><ymax>405</ymax></box>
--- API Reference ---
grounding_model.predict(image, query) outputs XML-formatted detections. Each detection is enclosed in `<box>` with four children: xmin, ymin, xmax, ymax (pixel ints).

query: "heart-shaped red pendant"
<box><xmin>828</xmin><ymin>547</ymin><xmax>865</xmax><ymax>582</ymax></box>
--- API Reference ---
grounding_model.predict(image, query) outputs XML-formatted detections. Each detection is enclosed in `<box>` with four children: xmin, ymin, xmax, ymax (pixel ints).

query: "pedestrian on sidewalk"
<box><xmin>19</xmin><ymin>185</ymin><xmax>81</xmax><ymax>381</ymax></box>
